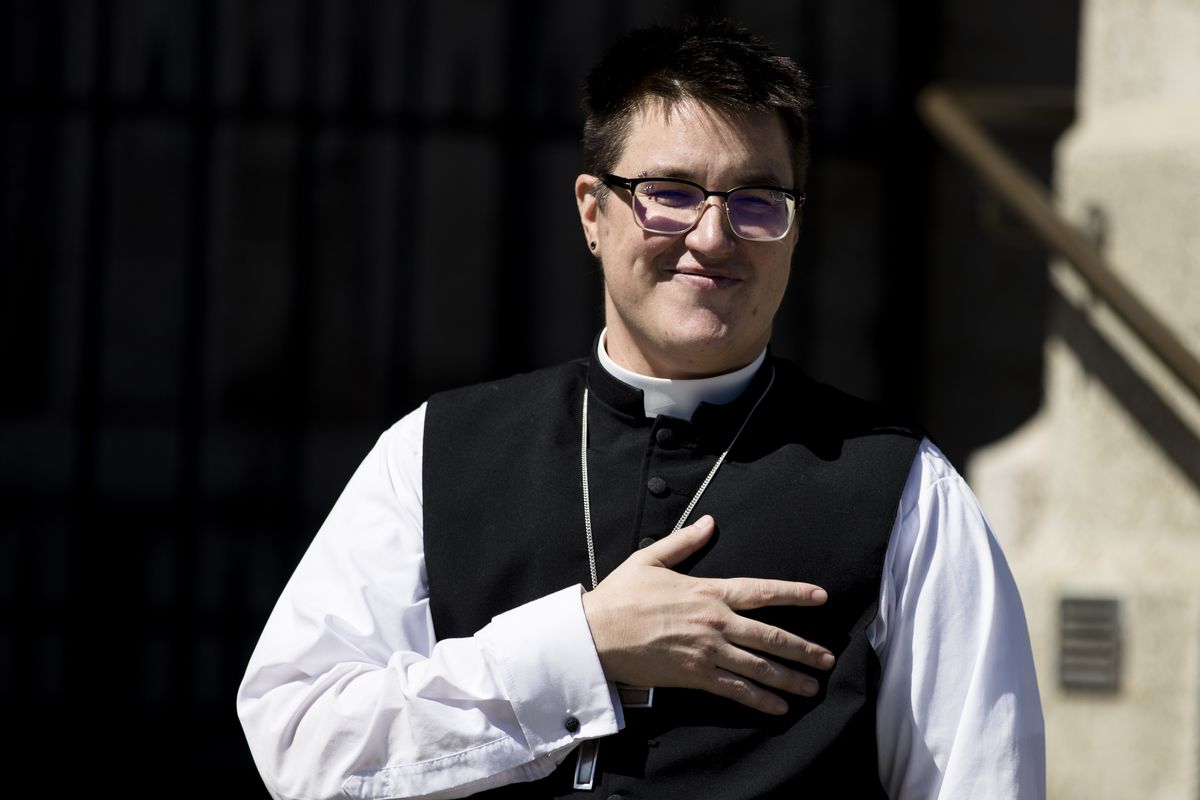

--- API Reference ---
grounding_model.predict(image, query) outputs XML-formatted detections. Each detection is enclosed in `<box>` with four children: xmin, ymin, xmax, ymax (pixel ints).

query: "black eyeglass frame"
<box><xmin>600</xmin><ymin>173</ymin><xmax>804</xmax><ymax>242</ymax></box>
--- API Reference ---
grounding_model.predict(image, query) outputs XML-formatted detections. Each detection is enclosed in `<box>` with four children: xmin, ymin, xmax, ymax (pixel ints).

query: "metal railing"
<box><xmin>917</xmin><ymin>83</ymin><xmax>1200</xmax><ymax>405</ymax></box>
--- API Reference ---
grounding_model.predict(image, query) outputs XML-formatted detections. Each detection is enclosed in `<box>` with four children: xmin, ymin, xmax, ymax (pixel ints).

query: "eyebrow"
<box><xmin>636</xmin><ymin>166</ymin><xmax>792</xmax><ymax>188</ymax></box>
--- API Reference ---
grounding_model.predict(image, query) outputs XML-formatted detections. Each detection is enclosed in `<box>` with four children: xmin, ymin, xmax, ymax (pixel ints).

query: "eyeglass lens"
<box><xmin>631</xmin><ymin>180</ymin><xmax>794</xmax><ymax>241</ymax></box>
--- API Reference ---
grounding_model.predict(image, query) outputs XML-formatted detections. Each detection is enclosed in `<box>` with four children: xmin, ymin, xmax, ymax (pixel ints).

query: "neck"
<box><xmin>601</xmin><ymin>333</ymin><xmax>757</xmax><ymax>380</ymax></box>
<box><xmin>596</xmin><ymin>329</ymin><xmax>766</xmax><ymax>419</ymax></box>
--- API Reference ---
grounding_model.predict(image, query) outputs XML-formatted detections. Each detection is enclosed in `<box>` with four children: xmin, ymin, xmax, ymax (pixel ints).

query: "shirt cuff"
<box><xmin>477</xmin><ymin>585</ymin><xmax>621</xmax><ymax>755</ymax></box>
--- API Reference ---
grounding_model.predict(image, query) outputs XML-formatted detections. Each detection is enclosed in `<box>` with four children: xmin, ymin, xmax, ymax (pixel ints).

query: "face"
<box><xmin>575</xmin><ymin>99</ymin><xmax>800</xmax><ymax>378</ymax></box>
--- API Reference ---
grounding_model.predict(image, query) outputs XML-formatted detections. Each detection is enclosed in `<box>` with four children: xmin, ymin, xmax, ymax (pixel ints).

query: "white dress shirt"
<box><xmin>238</xmin><ymin>343</ymin><xmax>1046</xmax><ymax>800</ymax></box>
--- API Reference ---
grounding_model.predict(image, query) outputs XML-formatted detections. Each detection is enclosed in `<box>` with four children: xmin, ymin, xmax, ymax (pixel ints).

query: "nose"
<box><xmin>683</xmin><ymin>198</ymin><xmax>737</xmax><ymax>257</ymax></box>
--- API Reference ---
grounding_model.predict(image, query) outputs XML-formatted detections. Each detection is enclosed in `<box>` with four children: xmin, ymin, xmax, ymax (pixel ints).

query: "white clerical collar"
<box><xmin>596</xmin><ymin>328</ymin><xmax>767</xmax><ymax>420</ymax></box>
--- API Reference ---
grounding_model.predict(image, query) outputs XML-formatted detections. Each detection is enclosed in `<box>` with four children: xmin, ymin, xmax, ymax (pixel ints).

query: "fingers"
<box><xmin>637</xmin><ymin>522</ymin><xmax>830</xmax><ymax>619</ymax></box>
<box><xmin>640</xmin><ymin>514</ymin><xmax>716</xmax><ymax>569</ymax></box>
<box><xmin>642</xmin><ymin>520</ymin><xmax>829</xmax><ymax>611</ymax></box>
<box><xmin>705</xmin><ymin>667</ymin><xmax>807</xmax><ymax>716</ymax></box>
<box><xmin>700</xmin><ymin>662</ymin><xmax>825</xmax><ymax>714</ymax></box>
<box><xmin>716</xmin><ymin>576</ymin><xmax>829</xmax><ymax>611</ymax></box>
<box><xmin>722</xmin><ymin>616</ymin><xmax>836</xmax><ymax>671</ymax></box>
<box><xmin>702</xmin><ymin>635</ymin><xmax>829</xmax><ymax>715</ymax></box>
<box><xmin>589</xmin><ymin>514</ymin><xmax>837</xmax><ymax>716</ymax></box>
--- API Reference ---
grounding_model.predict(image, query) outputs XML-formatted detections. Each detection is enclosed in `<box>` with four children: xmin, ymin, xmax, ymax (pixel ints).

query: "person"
<box><xmin>237</xmin><ymin>19</ymin><xmax>1045</xmax><ymax>800</ymax></box>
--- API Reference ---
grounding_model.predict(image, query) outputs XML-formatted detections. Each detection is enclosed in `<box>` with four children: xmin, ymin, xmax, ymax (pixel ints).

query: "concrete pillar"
<box><xmin>970</xmin><ymin>0</ymin><xmax>1200</xmax><ymax>797</ymax></box>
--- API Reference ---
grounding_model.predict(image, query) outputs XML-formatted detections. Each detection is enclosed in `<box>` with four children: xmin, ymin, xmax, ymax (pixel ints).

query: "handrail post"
<box><xmin>917</xmin><ymin>84</ymin><xmax>1200</xmax><ymax>405</ymax></box>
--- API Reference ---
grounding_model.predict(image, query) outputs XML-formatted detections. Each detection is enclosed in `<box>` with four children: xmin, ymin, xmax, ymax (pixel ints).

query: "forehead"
<box><xmin>615</xmin><ymin>98</ymin><xmax>794</xmax><ymax>183</ymax></box>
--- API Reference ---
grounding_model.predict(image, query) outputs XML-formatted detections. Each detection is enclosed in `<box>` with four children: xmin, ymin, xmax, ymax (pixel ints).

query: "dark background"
<box><xmin>0</xmin><ymin>0</ymin><xmax>1078</xmax><ymax>793</ymax></box>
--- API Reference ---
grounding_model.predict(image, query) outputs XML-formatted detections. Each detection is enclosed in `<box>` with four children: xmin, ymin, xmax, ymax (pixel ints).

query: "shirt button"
<box><xmin>564</xmin><ymin>715</ymin><xmax>580</xmax><ymax>734</ymax></box>
<box><xmin>655</xmin><ymin>427</ymin><xmax>675</xmax><ymax>447</ymax></box>
<box><xmin>646</xmin><ymin>476</ymin><xmax>669</xmax><ymax>496</ymax></box>
<box><xmin>637</xmin><ymin>536</ymin><xmax>657</xmax><ymax>549</ymax></box>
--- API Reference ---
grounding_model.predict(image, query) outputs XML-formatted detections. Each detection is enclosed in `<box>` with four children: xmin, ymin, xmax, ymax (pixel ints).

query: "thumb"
<box><xmin>642</xmin><ymin>514</ymin><xmax>716</xmax><ymax>569</ymax></box>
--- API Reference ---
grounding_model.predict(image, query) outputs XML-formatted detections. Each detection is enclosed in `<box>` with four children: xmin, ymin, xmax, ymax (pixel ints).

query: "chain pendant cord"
<box><xmin>579</xmin><ymin>366</ymin><xmax>775</xmax><ymax>589</ymax></box>
<box><xmin>580</xmin><ymin>391</ymin><xmax>599</xmax><ymax>589</ymax></box>
<box><xmin>575</xmin><ymin>366</ymin><xmax>774</xmax><ymax>790</ymax></box>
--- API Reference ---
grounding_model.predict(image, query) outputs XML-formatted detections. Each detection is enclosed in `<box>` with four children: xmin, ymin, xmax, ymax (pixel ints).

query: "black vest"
<box><xmin>423</xmin><ymin>355</ymin><xmax>921</xmax><ymax>799</ymax></box>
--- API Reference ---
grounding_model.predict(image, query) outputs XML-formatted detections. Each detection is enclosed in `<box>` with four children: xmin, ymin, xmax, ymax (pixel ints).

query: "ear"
<box><xmin>575</xmin><ymin>174</ymin><xmax>601</xmax><ymax>255</ymax></box>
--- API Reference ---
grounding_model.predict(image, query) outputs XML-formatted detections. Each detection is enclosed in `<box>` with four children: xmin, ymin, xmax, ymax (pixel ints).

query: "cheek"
<box><xmin>768</xmin><ymin>246</ymin><xmax>795</xmax><ymax>283</ymax></box>
<box><xmin>756</xmin><ymin>254</ymin><xmax>793</xmax><ymax>305</ymax></box>
<box><xmin>603</xmin><ymin>232</ymin><xmax>678</xmax><ymax>276</ymax></box>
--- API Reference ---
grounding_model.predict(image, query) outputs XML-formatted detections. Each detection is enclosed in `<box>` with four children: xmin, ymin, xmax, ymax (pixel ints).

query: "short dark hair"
<box><xmin>582</xmin><ymin>19</ymin><xmax>813</xmax><ymax>194</ymax></box>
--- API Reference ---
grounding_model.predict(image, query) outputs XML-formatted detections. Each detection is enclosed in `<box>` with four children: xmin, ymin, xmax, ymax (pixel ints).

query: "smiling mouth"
<box><xmin>669</xmin><ymin>268</ymin><xmax>742</xmax><ymax>288</ymax></box>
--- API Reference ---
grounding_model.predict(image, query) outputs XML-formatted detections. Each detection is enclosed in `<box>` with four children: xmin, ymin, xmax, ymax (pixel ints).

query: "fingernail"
<box><xmin>811</xmin><ymin>588</ymin><xmax>828</xmax><ymax>603</ymax></box>
<box><xmin>769</xmin><ymin>697</ymin><xmax>788</xmax><ymax>714</ymax></box>
<box><xmin>819</xmin><ymin>653</ymin><xmax>835</xmax><ymax>669</ymax></box>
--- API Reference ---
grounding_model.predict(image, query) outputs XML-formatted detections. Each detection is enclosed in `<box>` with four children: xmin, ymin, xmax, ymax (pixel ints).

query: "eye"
<box><xmin>638</xmin><ymin>183</ymin><xmax>699</xmax><ymax>208</ymax></box>
<box><xmin>730</xmin><ymin>189</ymin><xmax>788</xmax><ymax>217</ymax></box>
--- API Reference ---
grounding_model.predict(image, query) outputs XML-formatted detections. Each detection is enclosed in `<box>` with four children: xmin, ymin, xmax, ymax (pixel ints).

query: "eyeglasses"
<box><xmin>601</xmin><ymin>174</ymin><xmax>802</xmax><ymax>242</ymax></box>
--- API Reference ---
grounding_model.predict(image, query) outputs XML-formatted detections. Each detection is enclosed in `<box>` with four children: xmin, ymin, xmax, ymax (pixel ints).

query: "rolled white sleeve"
<box><xmin>871</xmin><ymin>439</ymin><xmax>1046</xmax><ymax>799</ymax></box>
<box><xmin>237</xmin><ymin>403</ymin><xmax>620</xmax><ymax>800</ymax></box>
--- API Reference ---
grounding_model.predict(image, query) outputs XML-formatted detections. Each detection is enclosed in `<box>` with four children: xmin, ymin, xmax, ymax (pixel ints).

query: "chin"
<box><xmin>657</xmin><ymin>328</ymin><xmax>761</xmax><ymax>373</ymax></box>
<box><xmin>664</xmin><ymin>310</ymin><xmax>742</xmax><ymax>347</ymax></box>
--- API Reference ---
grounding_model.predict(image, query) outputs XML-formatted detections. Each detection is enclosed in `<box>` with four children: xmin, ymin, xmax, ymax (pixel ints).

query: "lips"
<box><xmin>669</xmin><ymin>266</ymin><xmax>743</xmax><ymax>288</ymax></box>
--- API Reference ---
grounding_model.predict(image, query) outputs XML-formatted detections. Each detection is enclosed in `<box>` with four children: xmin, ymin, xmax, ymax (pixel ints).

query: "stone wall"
<box><xmin>972</xmin><ymin>0</ymin><xmax>1200</xmax><ymax>796</ymax></box>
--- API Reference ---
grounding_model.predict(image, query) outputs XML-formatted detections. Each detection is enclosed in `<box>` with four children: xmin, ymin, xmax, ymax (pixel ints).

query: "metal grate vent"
<box><xmin>1059</xmin><ymin>596</ymin><xmax>1121</xmax><ymax>692</ymax></box>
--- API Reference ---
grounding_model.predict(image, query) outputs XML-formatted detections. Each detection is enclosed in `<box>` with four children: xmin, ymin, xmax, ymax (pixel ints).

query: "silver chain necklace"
<box><xmin>579</xmin><ymin>366</ymin><xmax>776</xmax><ymax>589</ymax></box>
